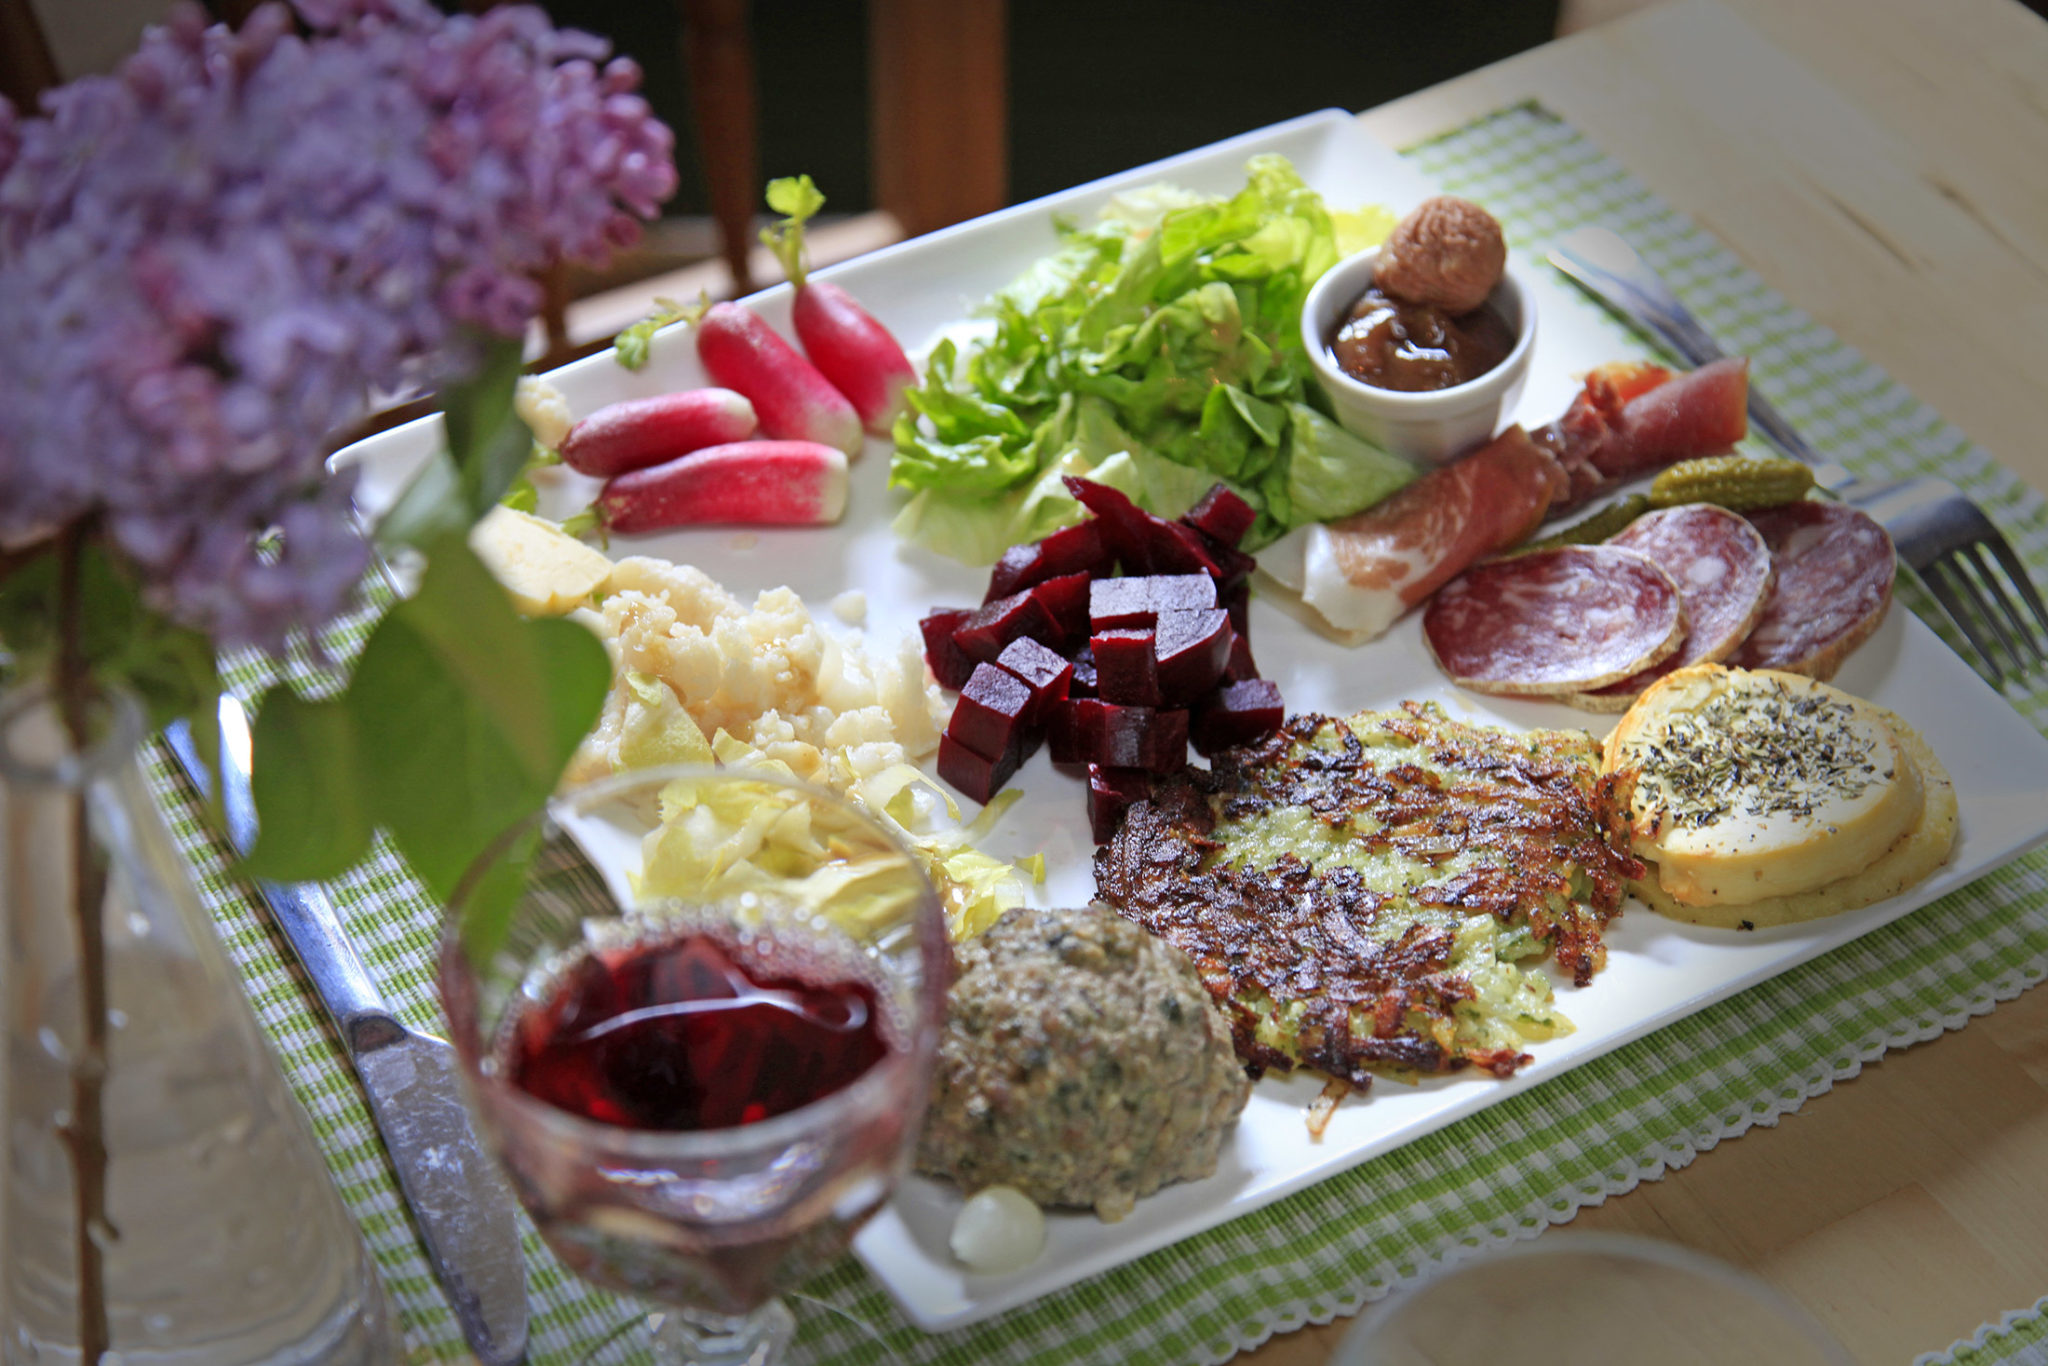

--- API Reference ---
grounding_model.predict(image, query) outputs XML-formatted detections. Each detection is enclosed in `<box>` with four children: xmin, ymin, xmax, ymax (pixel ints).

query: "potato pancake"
<box><xmin>1094</xmin><ymin>704</ymin><xmax>1640</xmax><ymax>1094</ymax></box>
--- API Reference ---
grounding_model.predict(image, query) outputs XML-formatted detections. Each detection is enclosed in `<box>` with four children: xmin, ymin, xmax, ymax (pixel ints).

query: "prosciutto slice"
<box><xmin>1273</xmin><ymin>357</ymin><xmax>1753</xmax><ymax>644</ymax></box>
<box><xmin>1294</xmin><ymin>427</ymin><xmax>1565</xmax><ymax>642</ymax></box>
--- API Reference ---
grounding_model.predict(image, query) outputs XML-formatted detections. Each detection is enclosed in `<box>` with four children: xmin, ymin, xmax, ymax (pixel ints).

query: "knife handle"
<box><xmin>165</xmin><ymin>717</ymin><xmax>394</xmax><ymax>1039</ymax></box>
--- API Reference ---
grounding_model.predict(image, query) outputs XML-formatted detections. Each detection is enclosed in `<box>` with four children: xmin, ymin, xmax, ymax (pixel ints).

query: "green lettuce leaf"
<box><xmin>889</xmin><ymin>154</ymin><xmax>1408</xmax><ymax>560</ymax></box>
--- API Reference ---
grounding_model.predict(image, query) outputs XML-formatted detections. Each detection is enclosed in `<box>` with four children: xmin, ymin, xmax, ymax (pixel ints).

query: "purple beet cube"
<box><xmin>920</xmin><ymin>608</ymin><xmax>976</xmax><ymax>690</ymax></box>
<box><xmin>1222</xmin><ymin>630</ymin><xmax>1259</xmax><ymax>683</ymax></box>
<box><xmin>985</xmin><ymin>543</ymin><xmax>1048</xmax><ymax>603</ymax></box>
<box><xmin>1028</xmin><ymin>571</ymin><xmax>1092</xmax><ymax>649</ymax></box>
<box><xmin>1193</xmin><ymin>526</ymin><xmax>1258</xmax><ymax>586</ymax></box>
<box><xmin>950</xmin><ymin>664</ymin><xmax>1035</xmax><ymax>761</ymax></box>
<box><xmin>1089</xmin><ymin>577</ymin><xmax>1155</xmax><ymax>632</ymax></box>
<box><xmin>1148</xmin><ymin>520</ymin><xmax>1222</xmax><ymax>579</ymax></box>
<box><xmin>938</xmin><ymin>729</ymin><xmax>1023</xmax><ymax>805</ymax></box>
<box><xmin>1154</xmin><ymin>608</ymin><xmax>1233</xmax><ymax>705</ymax></box>
<box><xmin>1047</xmin><ymin>697</ymin><xmax>1107</xmax><ymax>766</ymax></box>
<box><xmin>1087</xmin><ymin>764</ymin><xmax>1153</xmax><ymax>844</ymax></box>
<box><xmin>1069</xmin><ymin>645</ymin><xmax>1098</xmax><ymax>698</ymax></box>
<box><xmin>1093</xmin><ymin>703</ymin><xmax>1188</xmax><ymax>774</ymax></box>
<box><xmin>1091</xmin><ymin>629</ymin><xmax>1160</xmax><ymax>706</ymax></box>
<box><xmin>1148</xmin><ymin>573</ymin><xmax>1218</xmax><ymax>614</ymax></box>
<box><xmin>1221</xmin><ymin>576</ymin><xmax>1251</xmax><ymax>636</ymax></box>
<box><xmin>996</xmin><ymin>637</ymin><xmax>1073</xmax><ymax>721</ymax></box>
<box><xmin>1064</xmin><ymin>477</ymin><xmax>1158</xmax><ymax>573</ymax></box>
<box><xmin>1183</xmin><ymin>484</ymin><xmax>1257</xmax><ymax>548</ymax></box>
<box><xmin>1192</xmin><ymin>679</ymin><xmax>1285</xmax><ymax>756</ymax></box>
<box><xmin>1037</xmin><ymin>518</ymin><xmax>1113</xmax><ymax>580</ymax></box>
<box><xmin>956</xmin><ymin>590</ymin><xmax>1056</xmax><ymax>663</ymax></box>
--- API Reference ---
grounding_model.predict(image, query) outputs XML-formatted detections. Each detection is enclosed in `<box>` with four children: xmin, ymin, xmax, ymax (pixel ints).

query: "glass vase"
<box><xmin>0</xmin><ymin>681</ymin><xmax>402</xmax><ymax>1364</ymax></box>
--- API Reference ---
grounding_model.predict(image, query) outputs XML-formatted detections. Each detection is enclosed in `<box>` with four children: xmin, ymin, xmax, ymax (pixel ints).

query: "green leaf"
<box><xmin>612</xmin><ymin>295</ymin><xmax>701</xmax><ymax>372</ymax></box>
<box><xmin>761</xmin><ymin>175</ymin><xmax>826</xmax><ymax>287</ymax></box>
<box><xmin>242</xmin><ymin>688</ymin><xmax>374</xmax><ymax>881</ymax></box>
<box><xmin>444</xmin><ymin>336</ymin><xmax>532</xmax><ymax>517</ymax></box>
<box><xmin>348</xmin><ymin>533</ymin><xmax>609</xmax><ymax>901</ymax></box>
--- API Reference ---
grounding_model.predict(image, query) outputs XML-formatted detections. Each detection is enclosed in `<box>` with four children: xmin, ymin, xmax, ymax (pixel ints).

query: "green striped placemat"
<box><xmin>151</xmin><ymin>101</ymin><xmax>2048</xmax><ymax>1366</ymax></box>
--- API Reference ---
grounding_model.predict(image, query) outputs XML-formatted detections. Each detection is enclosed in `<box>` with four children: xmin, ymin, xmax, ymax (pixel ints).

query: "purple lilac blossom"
<box><xmin>0</xmin><ymin>0</ymin><xmax>675</xmax><ymax>648</ymax></box>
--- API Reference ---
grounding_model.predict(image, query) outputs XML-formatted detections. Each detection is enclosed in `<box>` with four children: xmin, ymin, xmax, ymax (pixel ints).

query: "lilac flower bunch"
<box><xmin>0</xmin><ymin>0</ymin><xmax>675</xmax><ymax>648</ymax></box>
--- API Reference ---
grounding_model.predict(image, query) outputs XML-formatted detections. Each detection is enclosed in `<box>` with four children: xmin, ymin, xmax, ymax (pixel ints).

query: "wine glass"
<box><xmin>1333</xmin><ymin>1231</ymin><xmax>1855</xmax><ymax>1366</ymax></box>
<box><xmin>438</xmin><ymin>766</ymin><xmax>950</xmax><ymax>1365</ymax></box>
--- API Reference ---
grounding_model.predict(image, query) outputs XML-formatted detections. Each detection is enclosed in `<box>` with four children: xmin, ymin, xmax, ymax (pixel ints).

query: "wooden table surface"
<box><xmin>1237</xmin><ymin>2</ymin><xmax>2048</xmax><ymax>1361</ymax></box>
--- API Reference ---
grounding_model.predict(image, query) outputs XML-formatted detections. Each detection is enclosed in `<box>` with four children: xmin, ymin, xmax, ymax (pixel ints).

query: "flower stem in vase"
<box><xmin>53</xmin><ymin>524</ymin><xmax>113</xmax><ymax>1364</ymax></box>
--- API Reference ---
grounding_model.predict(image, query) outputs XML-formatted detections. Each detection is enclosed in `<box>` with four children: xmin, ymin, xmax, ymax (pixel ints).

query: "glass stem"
<box><xmin>652</xmin><ymin>1299</ymin><xmax>796</xmax><ymax>1366</ymax></box>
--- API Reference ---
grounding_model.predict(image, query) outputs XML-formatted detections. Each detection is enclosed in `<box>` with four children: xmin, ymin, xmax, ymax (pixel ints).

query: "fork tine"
<box><xmin>1957</xmin><ymin>542</ymin><xmax>2048</xmax><ymax>676</ymax></box>
<box><xmin>1946</xmin><ymin>546</ymin><xmax>2038</xmax><ymax>677</ymax></box>
<box><xmin>1918</xmin><ymin>558</ymin><xmax>2007</xmax><ymax>687</ymax></box>
<box><xmin>1982</xmin><ymin>533</ymin><xmax>2048</xmax><ymax>644</ymax></box>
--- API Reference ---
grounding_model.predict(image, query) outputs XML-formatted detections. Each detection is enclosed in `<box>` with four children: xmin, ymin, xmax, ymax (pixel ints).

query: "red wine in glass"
<box><xmin>506</xmin><ymin>930</ymin><xmax>891</xmax><ymax>1131</ymax></box>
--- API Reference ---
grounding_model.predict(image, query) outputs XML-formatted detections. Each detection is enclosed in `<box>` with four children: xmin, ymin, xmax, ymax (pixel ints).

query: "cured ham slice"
<box><xmin>1293</xmin><ymin>427</ymin><xmax>1566</xmax><ymax>642</ymax></box>
<box><xmin>1730</xmin><ymin>500</ymin><xmax>1894</xmax><ymax>679</ymax></box>
<box><xmin>1536</xmin><ymin>358</ymin><xmax>1752</xmax><ymax>513</ymax></box>
<box><xmin>1423</xmin><ymin>545</ymin><xmax>1685</xmax><ymax>695</ymax></box>
<box><xmin>1568</xmin><ymin>504</ymin><xmax>1774</xmax><ymax>712</ymax></box>
<box><xmin>1269</xmin><ymin>356</ymin><xmax>1753</xmax><ymax>645</ymax></box>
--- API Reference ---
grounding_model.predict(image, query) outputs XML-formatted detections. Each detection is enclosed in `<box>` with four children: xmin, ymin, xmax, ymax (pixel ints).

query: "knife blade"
<box><xmin>166</xmin><ymin>697</ymin><xmax>529</xmax><ymax>1366</ymax></box>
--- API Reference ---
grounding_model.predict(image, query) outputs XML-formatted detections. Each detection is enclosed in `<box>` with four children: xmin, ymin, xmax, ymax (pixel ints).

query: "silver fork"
<box><xmin>1548</xmin><ymin>227</ymin><xmax>2048</xmax><ymax>687</ymax></box>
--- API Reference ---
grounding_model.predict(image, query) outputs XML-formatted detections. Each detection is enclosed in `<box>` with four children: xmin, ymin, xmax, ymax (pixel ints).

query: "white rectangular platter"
<box><xmin>334</xmin><ymin>109</ymin><xmax>2048</xmax><ymax>1333</ymax></box>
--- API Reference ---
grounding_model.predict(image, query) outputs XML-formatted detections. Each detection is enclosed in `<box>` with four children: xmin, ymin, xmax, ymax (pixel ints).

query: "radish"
<box><xmin>558</xmin><ymin>388</ymin><xmax>757</xmax><ymax>477</ymax></box>
<box><xmin>695</xmin><ymin>300</ymin><xmax>863</xmax><ymax>457</ymax></box>
<box><xmin>597</xmin><ymin>440</ymin><xmax>849</xmax><ymax>533</ymax></box>
<box><xmin>761</xmin><ymin>175</ymin><xmax>917</xmax><ymax>436</ymax></box>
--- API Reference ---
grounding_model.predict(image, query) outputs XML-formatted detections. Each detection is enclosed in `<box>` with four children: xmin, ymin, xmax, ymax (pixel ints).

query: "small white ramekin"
<box><xmin>1300</xmin><ymin>245</ymin><xmax>1537</xmax><ymax>466</ymax></box>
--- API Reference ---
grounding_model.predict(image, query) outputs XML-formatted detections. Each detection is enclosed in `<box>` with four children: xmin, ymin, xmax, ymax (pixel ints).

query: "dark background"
<box><xmin>538</xmin><ymin>1</ymin><xmax>1563</xmax><ymax>219</ymax></box>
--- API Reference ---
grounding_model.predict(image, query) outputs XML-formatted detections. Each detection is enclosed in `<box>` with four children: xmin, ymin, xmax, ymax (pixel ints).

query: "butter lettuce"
<box><xmin>889</xmin><ymin>155</ymin><xmax>1415</xmax><ymax>559</ymax></box>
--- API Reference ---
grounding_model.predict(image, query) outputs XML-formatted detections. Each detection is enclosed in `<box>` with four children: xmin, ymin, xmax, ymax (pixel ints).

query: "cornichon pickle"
<box><xmin>1519</xmin><ymin>494</ymin><xmax>1652</xmax><ymax>552</ymax></box>
<box><xmin>1648</xmin><ymin>455</ymin><xmax>1814</xmax><ymax>511</ymax></box>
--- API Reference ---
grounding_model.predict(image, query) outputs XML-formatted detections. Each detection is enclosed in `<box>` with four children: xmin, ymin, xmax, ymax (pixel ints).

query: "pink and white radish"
<box><xmin>558</xmin><ymin>388</ymin><xmax>757</xmax><ymax>477</ymax></box>
<box><xmin>761</xmin><ymin>175</ymin><xmax>916</xmax><ymax>436</ymax></box>
<box><xmin>597</xmin><ymin>440</ymin><xmax>849</xmax><ymax>532</ymax></box>
<box><xmin>695</xmin><ymin>301</ymin><xmax>863</xmax><ymax>457</ymax></box>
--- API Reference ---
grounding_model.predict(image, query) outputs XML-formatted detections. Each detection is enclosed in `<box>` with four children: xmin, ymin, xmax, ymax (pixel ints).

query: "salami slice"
<box><xmin>1567</xmin><ymin>505</ymin><xmax>1774</xmax><ymax>712</ymax></box>
<box><xmin>1729</xmin><ymin>500</ymin><xmax>1894</xmax><ymax>679</ymax></box>
<box><xmin>1424</xmin><ymin>545</ymin><xmax>1685</xmax><ymax>695</ymax></box>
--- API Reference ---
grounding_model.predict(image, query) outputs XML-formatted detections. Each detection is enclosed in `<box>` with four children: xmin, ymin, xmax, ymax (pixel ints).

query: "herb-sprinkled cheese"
<box><xmin>1638</xmin><ymin>677</ymin><xmax>1879</xmax><ymax>829</ymax></box>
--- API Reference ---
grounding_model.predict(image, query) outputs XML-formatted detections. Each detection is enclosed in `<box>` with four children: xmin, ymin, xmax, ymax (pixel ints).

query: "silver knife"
<box><xmin>167</xmin><ymin>696</ymin><xmax>529</xmax><ymax>1366</ymax></box>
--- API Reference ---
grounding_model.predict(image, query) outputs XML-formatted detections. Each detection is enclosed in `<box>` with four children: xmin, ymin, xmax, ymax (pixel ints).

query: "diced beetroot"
<box><xmin>984</xmin><ymin>543</ymin><xmax>1048</xmax><ymax>603</ymax></box>
<box><xmin>1192</xmin><ymin>679</ymin><xmax>1285</xmax><ymax>757</ymax></box>
<box><xmin>1089</xmin><ymin>577</ymin><xmax>1154</xmax><ymax>631</ymax></box>
<box><xmin>1222</xmin><ymin>630</ymin><xmax>1259</xmax><ymax>683</ymax></box>
<box><xmin>1221</xmin><ymin>577</ymin><xmax>1251</xmax><ymax>637</ymax></box>
<box><xmin>995</xmin><ymin>637</ymin><xmax>1072</xmax><ymax>722</ymax></box>
<box><xmin>1087</xmin><ymin>764</ymin><xmax>1153</xmax><ymax>844</ymax></box>
<box><xmin>1154</xmin><ymin>608</ymin><xmax>1232</xmax><ymax>705</ymax></box>
<box><xmin>1069</xmin><ymin>645</ymin><xmax>1098</xmax><ymax>698</ymax></box>
<box><xmin>1094</xmin><ymin>702</ymin><xmax>1188</xmax><ymax>774</ymax></box>
<box><xmin>1192</xmin><ymin>525</ymin><xmax>1258</xmax><ymax>585</ymax></box>
<box><xmin>1040</xmin><ymin>518</ymin><xmax>1113</xmax><ymax>578</ymax></box>
<box><xmin>1089</xmin><ymin>574</ymin><xmax>1215</xmax><ymax>632</ymax></box>
<box><xmin>1048</xmin><ymin>697</ymin><xmax>1107</xmax><ymax>766</ymax></box>
<box><xmin>1064</xmin><ymin>477</ymin><xmax>1157</xmax><ymax>572</ymax></box>
<box><xmin>938</xmin><ymin>729</ymin><xmax>1023</xmax><ymax>805</ymax></box>
<box><xmin>919</xmin><ymin>608</ymin><xmax>976</xmax><ymax>690</ymax></box>
<box><xmin>951</xmin><ymin>664</ymin><xmax>1035</xmax><ymax>760</ymax></box>
<box><xmin>1149</xmin><ymin>520</ymin><xmax>1223</xmax><ymax>579</ymax></box>
<box><xmin>1092</xmin><ymin>629</ymin><xmax>1160</xmax><ymax>706</ymax></box>
<box><xmin>1028</xmin><ymin>571</ymin><xmax>1092</xmax><ymax>649</ymax></box>
<box><xmin>1150</xmin><ymin>573</ymin><xmax>1218</xmax><ymax>614</ymax></box>
<box><xmin>1182</xmin><ymin>484</ymin><xmax>1257</xmax><ymax>548</ymax></box>
<box><xmin>956</xmin><ymin>591</ymin><xmax>1056</xmax><ymax>663</ymax></box>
